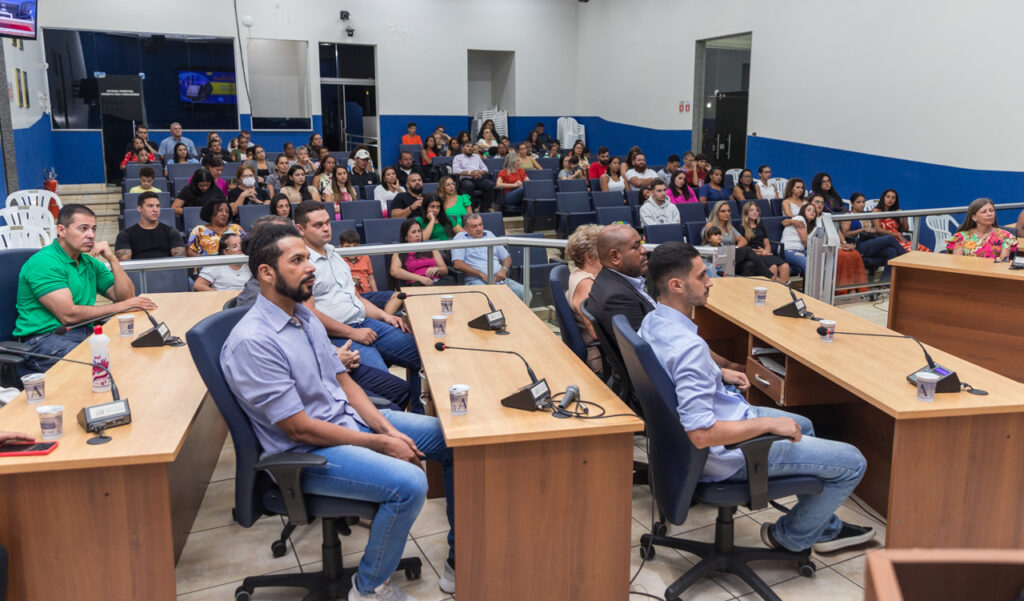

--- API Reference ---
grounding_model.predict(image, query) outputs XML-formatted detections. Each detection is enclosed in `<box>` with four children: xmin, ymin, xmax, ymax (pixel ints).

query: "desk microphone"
<box><xmin>0</xmin><ymin>342</ymin><xmax>132</xmax><ymax>443</ymax></box>
<box><xmin>552</xmin><ymin>384</ymin><xmax>580</xmax><ymax>418</ymax></box>
<box><xmin>433</xmin><ymin>342</ymin><xmax>550</xmax><ymax>410</ymax></box>
<box><xmin>811</xmin><ymin>328</ymin><xmax>981</xmax><ymax>395</ymax></box>
<box><xmin>55</xmin><ymin>306</ymin><xmax>183</xmax><ymax>347</ymax></box>
<box><xmin>715</xmin><ymin>270</ymin><xmax>813</xmax><ymax>319</ymax></box>
<box><xmin>398</xmin><ymin>291</ymin><xmax>508</xmax><ymax>334</ymax></box>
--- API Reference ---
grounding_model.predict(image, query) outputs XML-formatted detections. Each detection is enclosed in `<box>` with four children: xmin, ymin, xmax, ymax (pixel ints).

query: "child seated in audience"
<box><xmin>338</xmin><ymin>229</ymin><xmax>402</xmax><ymax>314</ymax></box>
<box><xmin>129</xmin><ymin>166</ymin><xmax>162</xmax><ymax>193</ymax></box>
<box><xmin>547</xmin><ymin>142</ymin><xmax>561</xmax><ymax>159</ymax></box>
<box><xmin>702</xmin><ymin>225</ymin><xmax>723</xmax><ymax>247</ymax></box>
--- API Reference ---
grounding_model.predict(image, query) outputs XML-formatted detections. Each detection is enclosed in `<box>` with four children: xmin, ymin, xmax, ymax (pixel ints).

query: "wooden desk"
<box><xmin>694</xmin><ymin>278</ymin><xmax>1024</xmax><ymax>549</ymax></box>
<box><xmin>888</xmin><ymin>252</ymin><xmax>1024</xmax><ymax>382</ymax></box>
<box><xmin>0</xmin><ymin>291</ymin><xmax>234</xmax><ymax>601</ymax></box>
<box><xmin>403</xmin><ymin>285</ymin><xmax>644</xmax><ymax>601</ymax></box>
<box><xmin>864</xmin><ymin>549</ymin><xmax>1024</xmax><ymax>601</ymax></box>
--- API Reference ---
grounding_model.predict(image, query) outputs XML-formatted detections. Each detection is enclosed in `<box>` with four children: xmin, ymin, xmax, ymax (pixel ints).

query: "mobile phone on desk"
<box><xmin>0</xmin><ymin>441</ymin><xmax>58</xmax><ymax>456</ymax></box>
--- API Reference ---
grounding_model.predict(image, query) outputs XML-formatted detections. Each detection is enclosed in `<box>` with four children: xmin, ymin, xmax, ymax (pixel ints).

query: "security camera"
<box><xmin>345</xmin><ymin>25</ymin><xmax>355</xmax><ymax>37</ymax></box>
<box><xmin>339</xmin><ymin>10</ymin><xmax>350</xmax><ymax>20</ymax></box>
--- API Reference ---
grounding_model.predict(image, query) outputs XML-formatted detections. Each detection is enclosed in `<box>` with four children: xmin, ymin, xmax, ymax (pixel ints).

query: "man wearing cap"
<box><xmin>349</xmin><ymin>148</ymin><xmax>381</xmax><ymax>188</ymax></box>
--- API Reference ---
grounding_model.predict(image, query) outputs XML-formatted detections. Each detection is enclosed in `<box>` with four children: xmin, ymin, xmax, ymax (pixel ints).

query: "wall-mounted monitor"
<box><xmin>177</xmin><ymin>70</ymin><xmax>236</xmax><ymax>104</ymax></box>
<box><xmin>0</xmin><ymin>1</ymin><xmax>37</xmax><ymax>40</ymax></box>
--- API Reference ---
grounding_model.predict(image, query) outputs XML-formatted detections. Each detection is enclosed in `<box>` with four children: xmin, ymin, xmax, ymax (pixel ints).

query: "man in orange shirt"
<box><xmin>400</xmin><ymin>122</ymin><xmax>422</xmax><ymax>146</ymax></box>
<box><xmin>339</xmin><ymin>229</ymin><xmax>401</xmax><ymax>314</ymax></box>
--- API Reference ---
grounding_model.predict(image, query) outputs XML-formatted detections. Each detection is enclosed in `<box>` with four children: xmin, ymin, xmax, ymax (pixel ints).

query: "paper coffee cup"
<box><xmin>432</xmin><ymin>315</ymin><xmax>448</xmax><ymax>338</ymax></box>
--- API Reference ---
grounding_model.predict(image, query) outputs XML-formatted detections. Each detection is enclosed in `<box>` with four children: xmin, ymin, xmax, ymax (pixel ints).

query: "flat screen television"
<box><xmin>177</xmin><ymin>70</ymin><xmax>237</xmax><ymax>104</ymax></box>
<box><xmin>0</xmin><ymin>1</ymin><xmax>37</xmax><ymax>40</ymax></box>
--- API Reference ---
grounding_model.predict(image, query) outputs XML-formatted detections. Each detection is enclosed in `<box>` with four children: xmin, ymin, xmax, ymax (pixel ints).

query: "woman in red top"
<box><xmin>422</xmin><ymin>135</ymin><xmax>440</xmax><ymax>166</ymax></box>
<box><xmin>390</xmin><ymin>218</ymin><xmax>455</xmax><ymax>286</ymax></box>
<box><xmin>496</xmin><ymin>154</ymin><xmax>529</xmax><ymax>213</ymax></box>
<box><xmin>121</xmin><ymin>136</ymin><xmax>157</xmax><ymax>170</ymax></box>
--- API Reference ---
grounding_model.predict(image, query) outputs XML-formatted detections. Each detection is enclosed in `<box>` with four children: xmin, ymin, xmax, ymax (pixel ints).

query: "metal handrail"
<box><xmin>828</xmin><ymin>201</ymin><xmax>1024</xmax><ymax>221</ymax></box>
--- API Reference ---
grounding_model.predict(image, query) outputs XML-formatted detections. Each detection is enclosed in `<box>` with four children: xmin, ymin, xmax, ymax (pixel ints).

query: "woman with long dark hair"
<box><xmin>731</xmin><ymin>169</ymin><xmax>762</xmax><ymax>202</ymax></box>
<box><xmin>416</xmin><ymin>194</ymin><xmax>457</xmax><ymax>241</ymax></box>
<box><xmin>780</xmin><ymin>202</ymin><xmax>817</xmax><ymax>274</ymax></box>
<box><xmin>390</xmin><ymin>218</ymin><xmax>455</xmax><ymax>286</ymax></box>
<box><xmin>702</xmin><ymin>200</ymin><xmax>773</xmax><ymax>278</ymax></box>
<box><xmin>811</xmin><ymin>172</ymin><xmax>845</xmax><ymax>213</ymax></box>
<box><xmin>871</xmin><ymin>189</ymin><xmax>930</xmax><ymax>252</ymax></box>
<box><xmin>280</xmin><ymin>164</ymin><xmax>320</xmax><ymax>203</ymax></box>
<box><xmin>741</xmin><ymin>201</ymin><xmax>790</xmax><ymax>282</ymax></box>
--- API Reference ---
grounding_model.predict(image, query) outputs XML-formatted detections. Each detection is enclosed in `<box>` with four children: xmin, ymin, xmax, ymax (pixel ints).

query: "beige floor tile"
<box><xmin>176</xmin><ymin>565</ymin><xmax>305</xmax><ymax>601</ymax></box>
<box><xmin>412</xmin><ymin>531</ymin><xmax>449</xmax><ymax>579</ymax></box>
<box><xmin>631</xmin><ymin>516</ymin><xmax>651</xmax><ymax>547</ymax></box>
<box><xmin>744</xmin><ymin>502</ymin><xmax>883</xmax><ymax>567</ymax></box>
<box><xmin>838</xmin><ymin>300</ymin><xmax>888</xmax><ymax>328</ymax></box>
<box><xmin>192</xmin><ymin>479</ymin><xmax>237</xmax><ymax>532</ymax></box>
<box><xmin>290</xmin><ymin>518</ymin><xmax>372</xmax><ymax>566</ymax></box>
<box><xmin>409</xmin><ymin>497</ymin><xmax>450</xmax><ymax>539</ymax></box>
<box><xmin>831</xmin><ymin>554</ymin><xmax>865</xmax><ymax>588</ymax></box>
<box><xmin>300</xmin><ymin>539</ymin><xmax>448</xmax><ymax>601</ymax></box>
<box><xmin>211</xmin><ymin>436</ymin><xmax>236</xmax><ymax>483</ymax></box>
<box><xmin>628</xmin><ymin>543</ymin><xmax>734</xmax><ymax>601</ymax></box>
<box><xmin>735</xmin><ymin>566</ymin><xmax>864</xmax><ymax>601</ymax></box>
<box><xmin>631</xmin><ymin>484</ymin><xmax>655</xmax><ymax>522</ymax></box>
<box><xmin>175</xmin><ymin>518</ymin><xmax>298</xmax><ymax>595</ymax></box>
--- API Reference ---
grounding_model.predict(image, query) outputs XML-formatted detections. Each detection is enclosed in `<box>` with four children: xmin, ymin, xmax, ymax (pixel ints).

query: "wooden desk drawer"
<box><xmin>747</xmin><ymin>358</ymin><xmax>785</xmax><ymax>405</ymax></box>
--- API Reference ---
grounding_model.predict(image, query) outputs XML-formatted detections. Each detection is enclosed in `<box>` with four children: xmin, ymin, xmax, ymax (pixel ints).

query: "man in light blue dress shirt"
<box><xmin>451</xmin><ymin>213</ymin><xmax>525</xmax><ymax>299</ymax></box>
<box><xmin>221</xmin><ymin>224</ymin><xmax>455</xmax><ymax>600</ymax></box>
<box><xmin>639</xmin><ymin>241</ymin><xmax>874</xmax><ymax>555</ymax></box>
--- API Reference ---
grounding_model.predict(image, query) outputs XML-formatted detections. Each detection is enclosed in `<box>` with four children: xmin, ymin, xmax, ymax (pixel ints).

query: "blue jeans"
<box><xmin>463</xmin><ymin>277</ymin><xmax>526</xmax><ymax>301</ymax></box>
<box><xmin>783</xmin><ymin>249</ymin><xmax>806</xmax><ymax>275</ymax></box>
<box><xmin>303</xmin><ymin>410</ymin><xmax>454</xmax><ymax>594</ymax></box>
<box><xmin>856</xmin><ymin>236</ymin><xmax>907</xmax><ymax>277</ymax></box>
<box><xmin>345</xmin><ymin>318</ymin><xmax>422</xmax><ymax>404</ymax></box>
<box><xmin>349</xmin><ymin>364</ymin><xmax>411</xmax><ymax>410</ymax></box>
<box><xmin>16</xmin><ymin>326</ymin><xmax>92</xmax><ymax>378</ymax></box>
<box><xmin>725</xmin><ymin>406</ymin><xmax>866</xmax><ymax>552</ymax></box>
<box><xmin>361</xmin><ymin>291</ymin><xmax>394</xmax><ymax>311</ymax></box>
<box><xmin>502</xmin><ymin>187</ymin><xmax>524</xmax><ymax>212</ymax></box>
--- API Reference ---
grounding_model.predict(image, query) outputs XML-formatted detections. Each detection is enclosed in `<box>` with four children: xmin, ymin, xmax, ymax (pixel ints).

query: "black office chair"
<box><xmin>578</xmin><ymin>298</ymin><xmax>632</xmax><ymax>407</ymax></box>
<box><xmin>612</xmin><ymin>314</ymin><xmax>820</xmax><ymax>601</ymax></box>
<box><xmin>187</xmin><ymin>307</ymin><xmax>421</xmax><ymax>601</ymax></box>
<box><xmin>0</xmin><ymin>249</ymin><xmax>38</xmax><ymax>387</ymax></box>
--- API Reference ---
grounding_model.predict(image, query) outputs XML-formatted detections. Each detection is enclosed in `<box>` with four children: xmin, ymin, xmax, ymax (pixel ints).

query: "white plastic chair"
<box><xmin>0</xmin><ymin>225</ymin><xmax>51</xmax><ymax>249</ymax></box>
<box><xmin>5</xmin><ymin>189</ymin><xmax>62</xmax><ymax>210</ymax></box>
<box><xmin>925</xmin><ymin>214</ymin><xmax>960</xmax><ymax>252</ymax></box>
<box><xmin>0</xmin><ymin>205</ymin><xmax>56</xmax><ymax>238</ymax></box>
<box><xmin>767</xmin><ymin>177</ymin><xmax>788</xmax><ymax>198</ymax></box>
<box><xmin>724</xmin><ymin>168</ymin><xmax>743</xmax><ymax>190</ymax></box>
<box><xmin>864</xmin><ymin>198</ymin><xmax>880</xmax><ymax>211</ymax></box>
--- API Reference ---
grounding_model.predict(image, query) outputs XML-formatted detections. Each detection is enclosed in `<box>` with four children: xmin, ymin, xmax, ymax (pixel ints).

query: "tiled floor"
<box><xmin>176</xmin><ymin>436</ymin><xmax>886</xmax><ymax>601</ymax></box>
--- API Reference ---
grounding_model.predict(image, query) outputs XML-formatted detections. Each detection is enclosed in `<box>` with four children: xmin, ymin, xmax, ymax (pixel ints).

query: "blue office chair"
<box><xmin>237</xmin><ymin>204</ymin><xmax>267</xmax><ymax>232</ymax></box>
<box><xmin>548</xmin><ymin>264</ymin><xmax>588</xmax><ymax>362</ymax></box>
<box><xmin>523</xmin><ymin>180</ymin><xmax>556</xmax><ymax>232</ymax></box>
<box><xmin>592</xmin><ymin>190</ymin><xmax>626</xmax><ymax>208</ymax></box>
<box><xmin>478</xmin><ymin>211</ymin><xmax>506</xmax><ymax>236</ymax></box>
<box><xmin>612</xmin><ymin>314</ymin><xmax>820</xmax><ymax>601</ymax></box>
<box><xmin>556</xmin><ymin>178</ymin><xmax>588</xmax><ymax>194</ymax></box>
<box><xmin>555</xmin><ymin>192</ymin><xmax>597</xmax><ymax>237</ymax></box>
<box><xmin>596</xmin><ymin>206</ymin><xmax>635</xmax><ymax>227</ymax></box>
<box><xmin>186</xmin><ymin>308</ymin><xmax>421</xmax><ymax>601</ymax></box>
<box><xmin>0</xmin><ymin>249</ymin><xmax>37</xmax><ymax>387</ymax></box>
<box><xmin>644</xmin><ymin>223</ymin><xmax>686</xmax><ymax>244</ymax></box>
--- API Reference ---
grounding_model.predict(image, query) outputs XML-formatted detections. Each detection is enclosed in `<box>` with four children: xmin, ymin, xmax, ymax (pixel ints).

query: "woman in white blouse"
<box><xmin>193</xmin><ymin>233</ymin><xmax>252</xmax><ymax>291</ymax></box>
<box><xmin>373</xmin><ymin>166</ymin><xmax>405</xmax><ymax>216</ymax></box>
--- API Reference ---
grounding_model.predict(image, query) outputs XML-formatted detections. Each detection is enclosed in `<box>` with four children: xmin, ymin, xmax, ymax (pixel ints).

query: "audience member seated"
<box><xmin>451</xmin><ymin>213</ymin><xmax>525</xmax><ymax>300</ymax></box>
<box><xmin>946</xmin><ymin>197</ymin><xmax>1017</xmax><ymax>259</ymax></box>
<box><xmin>534</xmin><ymin>122</ymin><xmax>552</xmax><ymax>148</ymax></box>
<box><xmin>349</xmin><ymin>148</ymin><xmax>381</xmax><ymax>188</ymax></box>
<box><xmin>588</xmin><ymin>146</ymin><xmax>610</xmax><ymax>180</ymax></box>
<box><xmin>740</xmin><ymin>201</ymin><xmax>790</xmax><ymax>283</ymax></box>
<box><xmin>127</xmin><ymin>123</ymin><xmax>160</xmax><ymax>156</ymax></box>
<box><xmin>780</xmin><ymin>202</ymin><xmax>816</xmax><ymax>274</ymax></box>
<box><xmin>422</xmin><ymin>135</ymin><xmax>441</xmax><ymax>166</ymax></box>
<box><xmin>756</xmin><ymin>164</ymin><xmax>778</xmax><ymax>199</ymax></box>
<box><xmin>280</xmin><ymin>165</ymin><xmax>321</xmax><ymax>204</ymax></box>
<box><xmin>625</xmin><ymin>153</ymin><xmax>658</xmax><ymax>189</ymax></box>
<box><xmin>600</xmin><ymin>156</ymin><xmax>630</xmax><ymax>193</ymax></box>
<box><xmin>219</xmin><ymin>224</ymin><xmax>453</xmax><ymax>601</ymax></box>
<box><xmin>390</xmin><ymin>219</ymin><xmax>455</xmax><ymax>287</ymax></box>
<box><xmin>587</xmin><ymin>224</ymin><xmax>655</xmax><ymax>355</ymax></box>
<box><xmin>811</xmin><ymin>172</ymin><xmax>845</xmax><ymax>213</ymax></box>
<box><xmin>477</xmin><ymin>128</ymin><xmax>498</xmax><ymax>152</ymax></box>
<box><xmin>401</xmin><ymin>121</ymin><xmax>422</xmax><ymax>146</ymax></box>
<box><xmin>493</xmin><ymin>138</ymin><xmax>511</xmax><ymax>160</ymax></box>
<box><xmin>269</xmin><ymin>194</ymin><xmax>294</xmax><ymax>220</ymax></box>
<box><xmin>496</xmin><ymin>155</ymin><xmax>529</xmax><ymax>213</ymax></box>
<box><xmin>312</xmin><ymin>156</ymin><xmax>337</xmax><ymax>199</ymax></box>
<box><xmin>516</xmin><ymin>141</ymin><xmax>543</xmax><ymax>171</ymax></box>
<box><xmin>842</xmin><ymin>193</ymin><xmax>908</xmax><ymax>278</ymax></box>
<box><xmin>227</xmin><ymin>130</ymin><xmax>254</xmax><ymax>161</ymax></box>
<box><xmin>228</xmin><ymin>164</ymin><xmax>271</xmax><ymax>216</ymax></box>
<box><xmin>288</xmin><ymin>145</ymin><xmax>312</xmax><ymax>175</ymax></box>
<box><xmin>307</xmin><ymin>132</ymin><xmax>324</xmax><ymax>159</ymax></box>
<box><xmin>121</xmin><ymin>136</ymin><xmax>157</xmax><ymax>171</ymax></box>
<box><xmin>432</xmin><ymin>125</ymin><xmax>451</xmax><ymax>150</ymax></box>
<box><xmin>158</xmin><ymin>122</ymin><xmax>197</xmax><ymax>162</ymax></box>
<box><xmin>326</xmin><ymin>165</ymin><xmax>358</xmax><ymax>213</ymax></box>
<box><xmin>566</xmin><ymin>224</ymin><xmax>604</xmax><ymax>374</ymax></box>
<box><xmin>394</xmin><ymin>151</ymin><xmax>425</xmax><ymax>189</ymax></box>
<box><xmin>476</xmin><ymin>119</ymin><xmax>497</xmax><ymax>144</ymax></box>
<box><xmin>687</xmin><ymin>152</ymin><xmax>710</xmax><ymax>187</ymax></box>
<box><xmin>390</xmin><ymin>173</ymin><xmax>425</xmax><ymax>219</ymax></box>
<box><xmin>173</xmin><ymin>168</ymin><xmax>226</xmax><ymax>217</ymax></box>
<box><xmin>698</xmin><ymin>167</ymin><xmax>731</xmax><ymax>205</ymax></box>
<box><xmin>246</xmin><ymin>145</ymin><xmax>272</xmax><ymax>190</ymax></box>
<box><xmin>452</xmin><ymin>141</ymin><xmax>495</xmax><ymax>212</ymax></box>
<box><xmin>194</xmin><ymin>157</ymin><xmax>229</xmax><ymax>195</ymax></box>
<box><xmin>293</xmin><ymin>201</ymin><xmax>422</xmax><ymax>387</ymax></box>
<box><xmin>703</xmin><ymin>200</ymin><xmax>773</xmax><ymax>278</ymax></box>
<box><xmin>871</xmin><ymin>189</ymin><xmax>930</xmax><ymax>252</ymax></box>
<box><xmin>202</xmin><ymin>137</ymin><xmax>232</xmax><ymax>165</ymax></box>
<box><xmin>337</xmin><ymin>229</ymin><xmax>401</xmax><ymax>314</ymax></box>
<box><xmin>129</xmin><ymin>166</ymin><xmax>162</xmax><ymax>193</ymax></box>
<box><xmin>546</xmin><ymin>142</ymin><xmax>561</xmax><ymax>159</ymax></box>
<box><xmin>166</xmin><ymin>142</ymin><xmax>200</xmax><ymax>178</ymax></box>
<box><xmin>731</xmin><ymin>169</ymin><xmax>761</xmax><ymax>202</ymax></box>
<box><xmin>781</xmin><ymin>178</ymin><xmax>806</xmax><ymax>226</ymax></box>
<box><xmin>667</xmin><ymin>169</ymin><xmax>698</xmax><ymax>204</ymax></box>
<box><xmin>374</xmin><ymin>167</ymin><xmax>405</xmax><ymax>216</ymax></box>
<box><xmin>558</xmin><ymin>155</ymin><xmax>586</xmax><ymax>180</ymax></box>
<box><xmin>570</xmin><ymin>141</ymin><xmax>590</xmax><ymax>172</ymax></box>
<box><xmin>187</xmin><ymin>199</ymin><xmax>247</xmax><ymax>257</ymax></box>
<box><xmin>265</xmin><ymin>154</ymin><xmax>291</xmax><ymax>196</ymax></box>
<box><xmin>657</xmin><ymin>154</ymin><xmax>681</xmax><ymax>186</ymax></box>
<box><xmin>115</xmin><ymin>192</ymin><xmax>185</xmax><ymax>261</ymax></box>
<box><xmin>13</xmin><ymin>204</ymin><xmax>157</xmax><ymax>376</ymax></box>
<box><xmin>639</xmin><ymin>181</ymin><xmax>680</xmax><ymax>227</ymax></box>
<box><xmin>435</xmin><ymin>175</ymin><xmax>472</xmax><ymax>233</ymax></box>
<box><xmin>282</xmin><ymin>142</ymin><xmax>298</xmax><ymax>164</ymax></box>
<box><xmin>416</xmin><ymin>194</ymin><xmax>457</xmax><ymax>241</ymax></box>
<box><xmin>639</xmin><ymin>241</ymin><xmax>875</xmax><ymax>555</ymax></box>
<box><xmin>193</xmin><ymin>233</ymin><xmax>252</xmax><ymax>291</ymax></box>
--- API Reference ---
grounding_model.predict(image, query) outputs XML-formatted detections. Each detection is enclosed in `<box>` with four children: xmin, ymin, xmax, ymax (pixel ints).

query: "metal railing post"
<box><xmin>521</xmin><ymin>244</ymin><xmax>532</xmax><ymax>305</ymax></box>
<box><xmin>909</xmin><ymin>216</ymin><xmax>921</xmax><ymax>250</ymax></box>
<box><xmin>486</xmin><ymin>246</ymin><xmax>494</xmax><ymax>284</ymax></box>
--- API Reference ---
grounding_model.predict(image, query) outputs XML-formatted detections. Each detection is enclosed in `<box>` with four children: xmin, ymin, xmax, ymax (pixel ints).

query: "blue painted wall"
<box><xmin>0</xmin><ymin>128</ymin><xmax>7</xmax><ymax>199</ymax></box>
<box><xmin>12</xmin><ymin>115</ymin><xmax>56</xmax><ymax>189</ymax></box>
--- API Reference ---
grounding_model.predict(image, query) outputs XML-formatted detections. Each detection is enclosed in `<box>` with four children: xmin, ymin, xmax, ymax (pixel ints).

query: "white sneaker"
<box><xmin>438</xmin><ymin>559</ymin><xmax>455</xmax><ymax>594</ymax></box>
<box><xmin>349</xmin><ymin>574</ymin><xmax>420</xmax><ymax>601</ymax></box>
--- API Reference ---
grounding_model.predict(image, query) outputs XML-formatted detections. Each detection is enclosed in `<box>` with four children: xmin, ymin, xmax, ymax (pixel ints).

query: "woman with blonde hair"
<box><xmin>565</xmin><ymin>224</ymin><xmax>604</xmax><ymax>373</ymax></box>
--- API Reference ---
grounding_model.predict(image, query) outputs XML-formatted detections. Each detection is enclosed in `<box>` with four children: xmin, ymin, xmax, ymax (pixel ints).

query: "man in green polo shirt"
<box><xmin>14</xmin><ymin>204</ymin><xmax>157</xmax><ymax>376</ymax></box>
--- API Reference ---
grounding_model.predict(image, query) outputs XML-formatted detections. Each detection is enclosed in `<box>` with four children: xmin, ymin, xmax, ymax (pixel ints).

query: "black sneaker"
<box><xmin>812</xmin><ymin>522</ymin><xmax>875</xmax><ymax>553</ymax></box>
<box><xmin>759</xmin><ymin>521</ymin><xmax>785</xmax><ymax>550</ymax></box>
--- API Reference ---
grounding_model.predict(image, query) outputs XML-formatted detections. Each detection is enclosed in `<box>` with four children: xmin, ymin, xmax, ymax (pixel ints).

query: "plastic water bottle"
<box><xmin>89</xmin><ymin>324</ymin><xmax>111</xmax><ymax>393</ymax></box>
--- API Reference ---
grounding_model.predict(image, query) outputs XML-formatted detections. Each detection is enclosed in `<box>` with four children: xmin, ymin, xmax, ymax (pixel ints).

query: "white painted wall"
<box><xmin>247</xmin><ymin>38</ymin><xmax>311</xmax><ymax>119</ymax></box>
